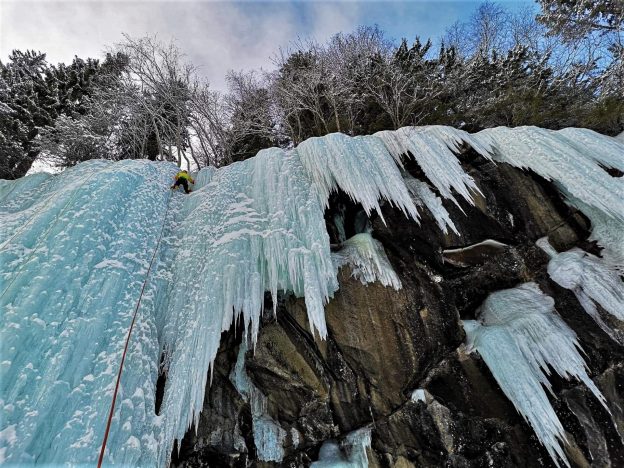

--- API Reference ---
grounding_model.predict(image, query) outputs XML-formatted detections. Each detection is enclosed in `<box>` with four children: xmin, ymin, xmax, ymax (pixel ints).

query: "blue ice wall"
<box><xmin>1</xmin><ymin>125</ymin><xmax>623</xmax><ymax>466</ymax></box>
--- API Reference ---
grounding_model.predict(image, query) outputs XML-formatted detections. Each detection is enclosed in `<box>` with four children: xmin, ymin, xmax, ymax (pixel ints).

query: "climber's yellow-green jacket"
<box><xmin>174</xmin><ymin>171</ymin><xmax>195</xmax><ymax>183</ymax></box>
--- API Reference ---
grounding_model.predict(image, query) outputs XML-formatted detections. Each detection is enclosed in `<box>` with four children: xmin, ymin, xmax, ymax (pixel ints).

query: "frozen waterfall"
<box><xmin>1</xmin><ymin>124</ymin><xmax>623</xmax><ymax>466</ymax></box>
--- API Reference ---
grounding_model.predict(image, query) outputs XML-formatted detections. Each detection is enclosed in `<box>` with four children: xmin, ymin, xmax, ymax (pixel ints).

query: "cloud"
<box><xmin>1</xmin><ymin>1</ymin><xmax>530</xmax><ymax>91</ymax></box>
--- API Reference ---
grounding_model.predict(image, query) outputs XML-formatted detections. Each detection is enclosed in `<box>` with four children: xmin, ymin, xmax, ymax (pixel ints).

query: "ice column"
<box><xmin>311</xmin><ymin>428</ymin><xmax>371</xmax><ymax>468</ymax></box>
<box><xmin>230</xmin><ymin>340</ymin><xmax>286</xmax><ymax>462</ymax></box>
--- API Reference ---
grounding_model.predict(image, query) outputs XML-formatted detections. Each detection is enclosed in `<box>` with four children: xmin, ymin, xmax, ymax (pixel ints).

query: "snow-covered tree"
<box><xmin>538</xmin><ymin>0</ymin><xmax>624</xmax><ymax>39</ymax></box>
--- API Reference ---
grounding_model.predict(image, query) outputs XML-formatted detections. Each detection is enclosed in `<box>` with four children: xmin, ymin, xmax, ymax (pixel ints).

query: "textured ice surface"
<box><xmin>537</xmin><ymin>237</ymin><xmax>624</xmax><ymax>342</ymax></box>
<box><xmin>332</xmin><ymin>233</ymin><xmax>401</xmax><ymax>289</ymax></box>
<box><xmin>557</xmin><ymin>128</ymin><xmax>624</xmax><ymax>172</ymax></box>
<box><xmin>476</xmin><ymin>126</ymin><xmax>624</xmax><ymax>221</ymax></box>
<box><xmin>297</xmin><ymin>133</ymin><xmax>419</xmax><ymax>221</ymax></box>
<box><xmin>464</xmin><ymin>282</ymin><xmax>607</xmax><ymax>467</ymax></box>
<box><xmin>1</xmin><ymin>159</ymin><xmax>174</xmax><ymax>466</ymax></box>
<box><xmin>2</xmin><ymin>125</ymin><xmax>623</xmax><ymax>466</ymax></box>
<box><xmin>154</xmin><ymin>148</ymin><xmax>337</xmax><ymax>466</ymax></box>
<box><xmin>311</xmin><ymin>428</ymin><xmax>371</xmax><ymax>468</ymax></box>
<box><xmin>565</xmin><ymin>195</ymin><xmax>624</xmax><ymax>272</ymax></box>
<box><xmin>375</xmin><ymin>126</ymin><xmax>493</xmax><ymax>206</ymax></box>
<box><xmin>230</xmin><ymin>340</ymin><xmax>286</xmax><ymax>462</ymax></box>
<box><xmin>403</xmin><ymin>175</ymin><xmax>458</xmax><ymax>235</ymax></box>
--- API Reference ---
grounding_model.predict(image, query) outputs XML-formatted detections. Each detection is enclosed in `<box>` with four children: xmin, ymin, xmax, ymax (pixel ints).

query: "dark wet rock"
<box><xmin>174</xmin><ymin>160</ymin><xmax>623</xmax><ymax>467</ymax></box>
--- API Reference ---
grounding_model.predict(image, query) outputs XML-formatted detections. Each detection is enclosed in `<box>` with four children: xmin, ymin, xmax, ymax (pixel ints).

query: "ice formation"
<box><xmin>463</xmin><ymin>282</ymin><xmax>608</xmax><ymax>467</ymax></box>
<box><xmin>565</xmin><ymin>195</ymin><xmax>624</xmax><ymax>272</ymax></box>
<box><xmin>332</xmin><ymin>233</ymin><xmax>402</xmax><ymax>289</ymax></box>
<box><xmin>375</xmin><ymin>126</ymin><xmax>492</xmax><ymax>207</ymax></box>
<box><xmin>311</xmin><ymin>428</ymin><xmax>371</xmax><ymax>468</ymax></box>
<box><xmin>475</xmin><ymin>126</ymin><xmax>624</xmax><ymax>221</ymax></box>
<box><xmin>537</xmin><ymin>237</ymin><xmax>624</xmax><ymax>342</ymax></box>
<box><xmin>1</xmin><ymin>124</ymin><xmax>623</xmax><ymax>466</ymax></box>
<box><xmin>230</xmin><ymin>340</ymin><xmax>286</xmax><ymax>462</ymax></box>
<box><xmin>1</xmin><ymin>160</ymin><xmax>172</xmax><ymax>466</ymax></box>
<box><xmin>403</xmin><ymin>175</ymin><xmax>459</xmax><ymax>235</ymax></box>
<box><xmin>297</xmin><ymin>133</ymin><xmax>419</xmax><ymax>221</ymax></box>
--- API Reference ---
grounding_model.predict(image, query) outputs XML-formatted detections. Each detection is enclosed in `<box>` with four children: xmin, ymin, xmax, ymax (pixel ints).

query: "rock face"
<box><xmin>172</xmin><ymin>153</ymin><xmax>624</xmax><ymax>467</ymax></box>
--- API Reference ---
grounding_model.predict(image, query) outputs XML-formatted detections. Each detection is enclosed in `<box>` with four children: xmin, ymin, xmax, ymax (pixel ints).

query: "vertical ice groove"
<box><xmin>475</xmin><ymin>126</ymin><xmax>624</xmax><ymax>221</ymax></box>
<box><xmin>296</xmin><ymin>132</ymin><xmax>419</xmax><ymax>222</ymax></box>
<box><xmin>332</xmin><ymin>233</ymin><xmax>402</xmax><ymax>289</ymax></box>
<box><xmin>375</xmin><ymin>125</ymin><xmax>493</xmax><ymax>207</ymax></box>
<box><xmin>464</xmin><ymin>282</ymin><xmax>609</xmax><ymax>468</ymax></box>
<box><xmin>537</xmin><ymin>237</ymin><xmax>624</xmax><ymax>343</ymax></box>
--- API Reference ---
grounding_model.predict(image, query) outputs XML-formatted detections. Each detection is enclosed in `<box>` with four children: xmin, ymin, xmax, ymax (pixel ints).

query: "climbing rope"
<box><xmin>97</xmin><ymin>189</ymin><xmax>173</xmax><ymax>467</ymax></box>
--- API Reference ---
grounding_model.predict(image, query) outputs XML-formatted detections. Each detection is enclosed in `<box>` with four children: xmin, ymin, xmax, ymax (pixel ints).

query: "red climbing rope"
<box><xmin>97</xmin><ymin>189</ymin><xmax>173</xmax><ymax>467</ymax></box>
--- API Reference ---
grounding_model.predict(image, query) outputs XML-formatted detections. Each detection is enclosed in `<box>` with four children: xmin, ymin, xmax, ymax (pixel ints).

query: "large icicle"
<box><xmin>375</xmin><ymin>126</ymin><xmax>493</xmax><ymax>207</ymax></box>
<box><xmin>537</xmin><ymin>237</ymin><xmax>624</xmax><ymax>343</ymax></box>
<box><xmin>475</xmin><ymin>126</ymin><xmax>624</xmax><ymax>221</ymax></box>
<box><xmin>332</xmin><ymin>233</ymin><xmax>402</xmax><ymax>289</ymax></box>
<box><xmin>296</xmin><ymin>133</ymin><xmax>419</xmax><ymax>221</ymax></box>
<box><xmin>403</xmin><ymin>175</ymin><xmax>459</xmax><ymax>235</ymax></box>
<box><xmin>464</xmin><ymin>282</ymin><xmax>608</xmax><ymax>467</ymax></box>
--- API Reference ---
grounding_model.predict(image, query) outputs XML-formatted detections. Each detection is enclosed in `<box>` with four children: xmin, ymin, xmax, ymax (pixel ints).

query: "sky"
<box><xmin>0</xmin><ymin>0</ymin><xmax>532</xmax><ymax>90</ymax></box>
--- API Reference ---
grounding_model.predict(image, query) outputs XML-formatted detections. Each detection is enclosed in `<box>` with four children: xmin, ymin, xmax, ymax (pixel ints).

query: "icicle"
<box><xmin>565</xmin><ymin>195</ymin><xmax>624</xmax><ymax>272</ymax></box>
<box><xmin>403</xmin><ymin>175</ymin><xmax>459</xmax><ymax>235</ymax></box>
<box><xmin>375</xmin><ymin>126</ymin><xmax>493</xmax><ymax>207</ymax></box>
<box><xmin>229</xmin><ymin>340</ymin><xmax>286</xmax><ymax>462</ymax></box>
<box><xmin>332</xmin><ymin>233</ymin><xmax>402</xmax><ymax>289</ymax></box>
<box><xmin>296</xmin><ymin>133</ymin><xmax>419</xmax><ymax>221</ymax></box>
<box><xmin>475</xmin><ymin>126</ymin><xmax>624</xmax><ymax>221</ymax></box>
<box><xmin>464</xmin><ymin>282</ymin><xmax>609</xmax><ymax>468</ymax></box>
<box><xmin>537</xmin><ymin>237</ymin><xmax>624</xmax><ymax>343</ymax></box>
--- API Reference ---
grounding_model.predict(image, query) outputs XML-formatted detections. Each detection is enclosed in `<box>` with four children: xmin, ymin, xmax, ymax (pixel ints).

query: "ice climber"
<box><xmin>171</xmin><ymin>170</ymin><xmax>195</xmax><ymax>194</ymax></box>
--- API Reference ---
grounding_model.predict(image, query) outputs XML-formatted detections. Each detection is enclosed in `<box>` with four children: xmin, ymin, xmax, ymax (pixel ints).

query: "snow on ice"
<box><xmin>1</xmin><ymin>125</ymin><xmax>622</xmax><ymax>466</ymax></box>
<box><xmin>463</xmin><ymin>283</ymin><xmax>608</xmax><ymax>467</ymax></box>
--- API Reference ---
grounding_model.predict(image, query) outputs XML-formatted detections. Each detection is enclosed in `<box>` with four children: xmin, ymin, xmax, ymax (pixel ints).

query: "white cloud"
<box><xmin>1</xmin><ymin>1</ymin><xmax>526</xmax><ymax>90</ymax></box>
<box><xmin>1</xmin><ymin>1</ymin><xmax>366</xmax><ymax>90</ymax></box>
